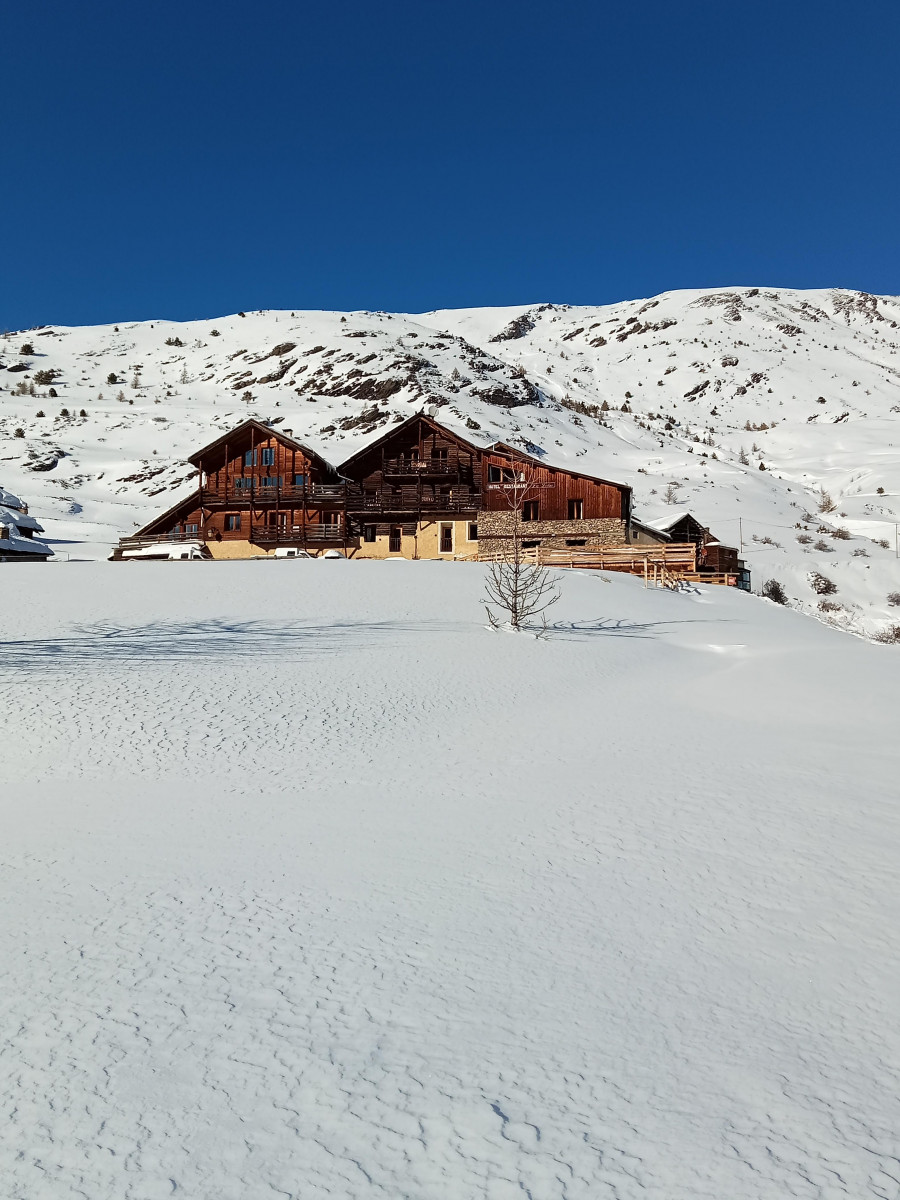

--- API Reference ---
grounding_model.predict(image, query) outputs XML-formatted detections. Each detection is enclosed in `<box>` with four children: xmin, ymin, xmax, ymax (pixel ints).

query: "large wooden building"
<box><xmin>115</xmin><ymin>415</ymin><xmax>633</xmax><ymax>560</ymax></box>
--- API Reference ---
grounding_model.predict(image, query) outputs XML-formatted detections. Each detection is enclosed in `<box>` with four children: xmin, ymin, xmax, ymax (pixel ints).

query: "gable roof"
<box><xmin>135</xmin><ymin>488</ymin><xmax>202</xmax><ymax>536</ymax></box>
<box><xmin>337</xmin><ymin>413</ymin><xmax>482</xmax><ymax>472</ymax></box>
<box><xmin>484</xmin><ymin>440</ymin><xmax>630</xmax><ymax>493</ymax></box>
<box><xmin>188</xmin><ymin>419</ymin><xmax>339</xmax><ymax>474</ymax></box>
<box><xmin>337</xmin><ymin>413</ymin><xmax>631</xmax><ymax>494</ymax></box>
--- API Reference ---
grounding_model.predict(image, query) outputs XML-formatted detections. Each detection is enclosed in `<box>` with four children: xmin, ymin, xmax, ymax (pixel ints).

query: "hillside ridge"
<box><xmin>2</xmin><ymin>285</ymin><xmax>899</xmax><ymax>637</ymax></box>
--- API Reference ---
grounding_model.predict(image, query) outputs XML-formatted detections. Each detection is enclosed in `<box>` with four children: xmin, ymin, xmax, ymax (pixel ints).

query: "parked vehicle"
<box><xmin>119</xmin><ymin>541</ymin><xmax>211</xmax><ymax>562</ymax></box>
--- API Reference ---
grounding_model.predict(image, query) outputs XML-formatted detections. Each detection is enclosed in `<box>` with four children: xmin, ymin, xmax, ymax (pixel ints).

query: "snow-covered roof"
<box><xmin>640</xmin><ymin>506</ymin><xmax>703</xmax><ymax>533</ymax></box>
<box><xmin>0</xmin><ymin>486</ymin><xmax>25</xmax><ymax>511</ymax></box>
<box><xmin>0</xmin><ymin>502</ymin><xmax>51</xmax><ymax>557</ymax></box>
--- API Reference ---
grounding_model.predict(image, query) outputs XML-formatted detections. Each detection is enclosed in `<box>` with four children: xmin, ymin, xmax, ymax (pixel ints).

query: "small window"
<box><xmin>567</xmin><ymin>498</ymin><xmax>584</xmax><ymax>520</ymax></box>
<box><xmin>440</xmin><ymin>524</ymin><xmax>453</xmax><ymax>553</ymax></box>
<box><xmin>468</xmin><ymin>523</ymin><xmax>478</xmax><ymax>541</ymax></box>
<box><xmin>234</xmin><ymin>477</ymin><xmax>251</xmax><ymax>490</ymax></box>
<box><xmin>522</xmin><ymin>540</ymin><xmax>541</xmax><ymax>549</ymax></box>
<box><xmin>294</xmin><ymin>474</ymin><xmax>307</xmax><ymax>487</ymax></box>
<box><xmin>522</xmin><ymin>500</ymin><xmax>540</xmax><ymax>522</ymax></box>
<box><xmin>323</xmin><ymin>511</ymin><xmax>341</xmax><ymax>526</ymax></box>
<box><xmin>244</xmin><ymin>450</ymin><xmax>257</xmax><ymax>467</ymax></box>
<box><xmin>565</xmin><ymin>538</ymin><xmax>586</xmax><ymax>546</ymax></box>
<box><xmin>364</xmin><ymin>525</ymin><xmax>377</xmax><ymax>542</ymax></box>
<box><xmin>389</xmin><ymin>526</ymin><xmax>402</xmax><ymax>553</ymax></box>
<box><xmin>185</xmin><ymin>523</ymin><xmax>198</xmax><ymax>534</ymax></box>
<box><xmin>261</xmin><ymin>448</ymin><xmax>276</xmax><ymax>466</ymax></box>
<box><xmin>225</xmin><ymin>514</ymin><xmax>241</xmax><ymax>532</ymax></box>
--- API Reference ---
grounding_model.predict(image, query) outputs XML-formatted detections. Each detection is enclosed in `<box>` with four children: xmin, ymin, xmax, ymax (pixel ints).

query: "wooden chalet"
<box><xmin>114</xmin><ymin>419</ymin><xmax>349</xmax><ymax>559</ymax></box>
<box><xmin>113</xmin><ymin>415</ymin><xmax>747</xmax><ymax>587</ymax></box>
<box><xmin>115</xmin><ymin>414</ymin><xmax>633</xmax><ymax>560</ymax></box>
<box><xmin>337</xmin><ymin>414</ymin><xmax>632</xmax><ymax>559</ymax></box>
<box><xmin>631</xmin><ymin>510</ymin><xmax>750</xmax><ymax>589</ymax></box>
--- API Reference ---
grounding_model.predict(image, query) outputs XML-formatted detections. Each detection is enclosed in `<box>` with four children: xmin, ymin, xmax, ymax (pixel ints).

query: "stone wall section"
<box><xmin>476</xmin><ymin>511</ymin><xmax>626</xmax><ymax>555</ymax></box>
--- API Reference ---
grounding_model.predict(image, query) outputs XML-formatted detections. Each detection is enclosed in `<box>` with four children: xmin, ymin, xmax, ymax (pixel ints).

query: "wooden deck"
<box><xmin>476</xmin><ymin>543</ymin><xmax>739</xmax><ymax>587</ymax></box>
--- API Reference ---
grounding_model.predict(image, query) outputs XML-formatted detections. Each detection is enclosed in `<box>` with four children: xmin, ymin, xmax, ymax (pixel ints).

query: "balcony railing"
<box><xmin>382</xmin><ymin>458</ymin><xmax>462</xmax><ymax>476</ymax></box>
<box><xmin>250</xmin><ymin>524</ymin><xmax>345</xmax><ymax>544</ymax></box>
<box><xmin>119</xmin><ymin>531</ymin><xmax>203</xmax><ymax>549</ymax></box>
<box><xmin>347</xmin><ymin>492</ymin><xmax>481</xmax><ymax>514</ymax></box>
<box><xmin>200</xmin><ymin>483</ymin><xmax>348</xmax><ymax>505</ymax></box>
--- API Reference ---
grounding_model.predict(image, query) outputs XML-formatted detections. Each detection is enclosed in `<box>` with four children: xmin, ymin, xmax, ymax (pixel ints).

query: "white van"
<box><xmin>119</xmin><ymin>541</ymin><xmax>210</xmax><ymax>562</ymax></box>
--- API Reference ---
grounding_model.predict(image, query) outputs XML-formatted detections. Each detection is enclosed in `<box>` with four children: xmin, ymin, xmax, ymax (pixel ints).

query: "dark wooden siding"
<box><xmin>479</xmin><ymin>453</ymin><xmax>627</xmax><ymax>519</ymax></box>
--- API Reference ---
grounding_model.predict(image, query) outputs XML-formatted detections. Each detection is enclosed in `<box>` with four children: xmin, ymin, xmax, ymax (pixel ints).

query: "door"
<box><xmin>389</xmin><ymin>526</ymin><xmax>402</xmax><ymax>553</ymax></box>
<box><xmin>440</xmin><ymin>523</ymin><xmax>453</xmax><ymax>553</ymax></box>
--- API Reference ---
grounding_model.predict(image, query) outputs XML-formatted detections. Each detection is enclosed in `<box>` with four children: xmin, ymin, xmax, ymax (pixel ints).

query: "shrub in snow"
<box><xmin>831</xmin><ymin>527</ymin><xmax>851</xmax><ymax>540</ymax></box>
<box><xmin>48</xmin><ymin>387</ymin><xmax>57</xmax><ymax>398</ymax></box>
<box><xmin>817</xmin><ymin>489</ymin><xmax>838</xmax><ymax>513</ymax></box>
<box><xmin>874</xmin><ymin>539</ymin><xmax>890</xmax><ymax>549</ymax></box>
<box><xmin>107</xmin><ymin>372</ymin><xmax>118</xmax><ymax>385</ymax></box>
<box><xmin>35</xmin><ymin>410</ymin><xmax>45</xmax><ymax>418</ymax></box>
<box><xmin>762</xmin><ymin>579</ymin><xmax>788</xmax><ymax>605</ymax></box>
<box><xmin>797</xmin><ymin>533</ymin><xmax>812</xmax><ymax>544</ymax></box>
<box><xmin>813</xmin><ymin>540</ymin><xmax>833</xmax><ymax>552</ymax></box>
<box><xmin>873</xmin><ymin>625</ymin><xmax>900</xmax><ymax>644</ymax></box>
<box><xmin>19</xmin><ymin>343</ymin><xmax>33</xmax><ymax>355</ymax></box>
<box><xmin>809</xmin><ymin>572</ymin><xmax>837</xmax><ymax>596</ymax></box>
<box><xmin>887</xmin><ymin>592</ymin><xmax>900</xmax><ymax>607</ymax></box>
<box><xmin>14</xmin><ymin>428</ymin><xmax>24</xmax><ymax>438</ymax></box>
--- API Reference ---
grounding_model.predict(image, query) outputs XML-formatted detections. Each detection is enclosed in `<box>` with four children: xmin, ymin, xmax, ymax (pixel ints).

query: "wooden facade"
<box><xmin>117</xmin><ymin>414</ymin><xmax>633</xmax><ymax>560</ymax></box>
<box><xmin>120</xmin><ymin>420</ymin><xmax>348</xmax><ymax>557</ymax></box>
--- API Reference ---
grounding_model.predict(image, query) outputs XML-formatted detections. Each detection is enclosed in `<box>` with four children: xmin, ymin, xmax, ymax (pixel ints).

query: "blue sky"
<box><xmin>3</xmin><ymin>0</ymin><xmax>898</xmax><ymax>328</ymax></box>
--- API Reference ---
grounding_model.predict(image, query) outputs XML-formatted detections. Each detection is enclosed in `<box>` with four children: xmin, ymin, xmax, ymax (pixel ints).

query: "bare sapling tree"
<box><xmin>484</xmin><ymin>465</ymin><xmax>560</xmax><ymax>633</ymax></box>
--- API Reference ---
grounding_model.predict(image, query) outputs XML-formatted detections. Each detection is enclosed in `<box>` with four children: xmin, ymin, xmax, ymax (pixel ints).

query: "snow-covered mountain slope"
<box><xmin>2</xmin><ymin>287</ymin><xmax>899</xmax><ymax>637</ymax></box>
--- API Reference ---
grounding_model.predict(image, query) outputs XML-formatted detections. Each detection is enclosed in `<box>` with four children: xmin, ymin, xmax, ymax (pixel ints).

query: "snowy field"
<box><xmin>2</xmin><ymin>561</ymin><xmax>899</xmax><ymax>1199</ymax></box>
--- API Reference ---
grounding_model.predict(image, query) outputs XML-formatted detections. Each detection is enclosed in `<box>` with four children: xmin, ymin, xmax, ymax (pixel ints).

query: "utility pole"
<box><xmin>739</xmin><ymin>517</ymin><xmax>743</xmax><ymax>553</ymax></box>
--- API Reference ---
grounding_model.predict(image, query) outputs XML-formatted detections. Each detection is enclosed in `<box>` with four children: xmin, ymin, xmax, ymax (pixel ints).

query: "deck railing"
<box><xmin>250</xmin><ymin>524</ymin><xmax>345</xmax><ymax>544</ymax></box>
<box><xmin>382</xmin><ymin>458</ymin><xmax>462</xmax><ymax>476</ymax></box>
<box><xmin>200</xmin><ymin>483</ymin><xmax>347</xmax><ymax>505</ymax></box>
<box><xmin>347</xmin><ymin>492</ymin><xmax>481</xmax><ymax>514</ymax></box>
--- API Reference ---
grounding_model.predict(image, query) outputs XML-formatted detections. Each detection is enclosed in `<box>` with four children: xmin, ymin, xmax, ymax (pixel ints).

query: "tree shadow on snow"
<box><xmin>543</xmin><ymin>617</ymin><xmax>708</xmax><ymax>641</ymax></box>
<box><xmin>0</xmin><ymin>617</ymin><xmax>467</xmax><ymax>671</ymax></box>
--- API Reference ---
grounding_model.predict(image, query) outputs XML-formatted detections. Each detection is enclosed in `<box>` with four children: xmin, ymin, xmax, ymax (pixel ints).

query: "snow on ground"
<box><xmin>2</xmin><ymin>286</ymin><xmax>899</xmax><ymax>637</ymax></box>
<box><xmin>2</xmin><ymin>561</ymin><xmax>898</xmax><ymax>1199</ymax></box>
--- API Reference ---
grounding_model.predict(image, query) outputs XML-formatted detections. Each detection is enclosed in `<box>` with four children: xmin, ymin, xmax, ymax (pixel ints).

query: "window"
<box><xmin>523</xmin><ymin>500</ymin><xmax>540</xmax><ymax>522</ymax></box>
<box><xmin>468</xmin><ymin>522</ymin><xmax>478</xmax><ymax>541</ymax></box>
<box><xmin>244</xmin><ymin>450</ymin><xmax>257</xmax><ymax>467</ymax></box>
<box><xmin>225</xmin><ymin>514</ymin><xmax>241</xmax><ymax>532</ymax></box>
<box><xmin>235</xmin><ymin>477</ymin><xmax>253</xmax><ymax>490</ymax></box>
<box><xmin>433</xmin><ymin>448</ymin><xmax>448</xmax><ymax>464</ymax></box>
<box><xmin>522</xmin><ymin>540</ymin><xmax>541</xmax><ymax>549</ymax></box>
<box><xmin>565</xmin><ymin>538</ymin><xmax>586</xmax><ymax>546</ymax></box>
<box><xmin>261</xmin><ymin>448</ymin><xmax>275</xmax><ymax>466</ymax></box>
<box><xmin>260</xmin><ymin>476</ymin><xmax>283</xmax><ymax>488</ymax></box>
<box><xmin>440</xmin><ymin>524</ymin><xmax>453</xmax><ymax>553</ymax></box>
<box><xmin>323</xmin><ymin>511</ymin><xmax>341</xmax><ymax>526</ymax></box>
<box><xmin>185</xmin><ymin>523</ymin><xmax>198</xmax><ymax>534</ymax></box>
<box><xmin>567</xmin><ymin>498</ymin><xmax>584</xmax><ymax>520</ymax></box>
<box><xmin>364</xmin><ymin>524</ymin><xmax>377</xmax><ymax>543</ymax></box>
<box><xmin>488</xmin><ymin>464</ymin><xmax>518</xmax><ymax>483</ymax></box>
<box><xmin>294</xmin><ymin>473</ymin><xmax>307</xmax><ymax>487</ymax></box>
<box><xmin>389</xmin><ymin>526</ymin><xmax>402</xmax><ymax>553</ymax></box>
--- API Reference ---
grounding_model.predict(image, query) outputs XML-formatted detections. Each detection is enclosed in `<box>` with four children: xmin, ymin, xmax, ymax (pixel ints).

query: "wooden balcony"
<box><xmin>250</xmin><ymin>524</ymin><xmax>345</xmax><ymax>544</ymax></box>
<box><xmin>347</xmin><ymin>490</ymin><xmax>481</xmax><ymax>514</ymax></box>
<box><xmin>200</xmin><ymin>483</ymin><xmax>347</xmax><ymax>506</ymax></box>
<box><xmin>382</xmin><ymin>458</ymin><xmax>463</xmax><ymax>477</ymax></box>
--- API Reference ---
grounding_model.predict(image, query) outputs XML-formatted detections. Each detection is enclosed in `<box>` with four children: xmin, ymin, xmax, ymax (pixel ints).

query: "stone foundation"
<box><xmin>476</xmin><ymin>511</ymin><xmax>626</xmax><ymax>556</ymax></box>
